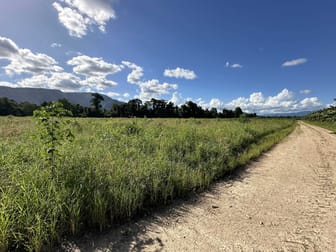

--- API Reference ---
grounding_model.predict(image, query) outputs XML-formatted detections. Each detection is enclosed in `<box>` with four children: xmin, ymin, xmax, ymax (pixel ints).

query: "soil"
<box><xmin>63</xmin><ymin>122</ymin><xmax>336</xmax><ymax>251</ymax></box>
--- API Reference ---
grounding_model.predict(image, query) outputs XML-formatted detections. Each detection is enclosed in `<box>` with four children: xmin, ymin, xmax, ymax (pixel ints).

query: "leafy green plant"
<box><xmin>33</xmin><ymin>102</ymin><xmax>74</xmax><ymax>168</ymax></box>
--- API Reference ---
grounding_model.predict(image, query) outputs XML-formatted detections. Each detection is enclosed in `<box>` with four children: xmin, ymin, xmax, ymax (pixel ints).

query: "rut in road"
<box><xmin>65</xmin><ymin>122</ymin><xmax>336</xmax><ymax>252</ymax></box>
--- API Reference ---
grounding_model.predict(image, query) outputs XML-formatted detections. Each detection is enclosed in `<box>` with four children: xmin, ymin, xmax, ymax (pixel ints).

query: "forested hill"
<box><xmin>0</xmin><ymin>86</ymin><xmax>123</xmax><ymax>109</ymax></box>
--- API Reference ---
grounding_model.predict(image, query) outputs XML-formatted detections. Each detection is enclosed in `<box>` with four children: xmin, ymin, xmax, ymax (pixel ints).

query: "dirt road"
<box><xmin>67</xmin><ymin>122</ymin><xmax>336</xmax><ymax>251</ymax></box>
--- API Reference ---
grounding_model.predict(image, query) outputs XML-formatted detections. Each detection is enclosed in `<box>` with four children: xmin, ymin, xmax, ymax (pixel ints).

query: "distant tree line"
<box><xmin>0</xmin><ymin>93</ymin><xmax>256</xmax><ymax>118</ymax></box>
<box><xmin>0</xmin><ymin>97</ymin><xmax>39</xmax><ymax>116</ymax></box>
<box><xmin>109</xmin><ymin>98</ymin><xmax>256</xmax><ymax>118</ymax></box>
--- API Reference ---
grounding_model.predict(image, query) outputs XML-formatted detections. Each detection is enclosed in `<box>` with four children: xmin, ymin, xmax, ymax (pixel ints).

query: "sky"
<box><xmin>0</xmin><ymin>0</ymin><xmax>335</xmax><ymax>114</ymax></box>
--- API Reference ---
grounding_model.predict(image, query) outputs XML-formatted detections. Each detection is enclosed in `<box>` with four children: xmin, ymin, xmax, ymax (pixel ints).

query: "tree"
<box><xmin>222</xmin><ymin>108</ymin><xmax>234</xmax><ymax>118</ymax></box>
<box><xmin>21</xmin><ymin>102</ymin><xmax>38</xmax><ymax>116</ymax></box>
<box><xmin>90</xmin><ymin>93</ymin><xmax>104</xmax><ymax>117</ymax></box>
<box><xmin>234</xmin><ymin>107</ymin><xmax>243</xmax><ymax>118</ymax></box>
<box><xmin>127</xmin><ymin>99</ymin><xmax>143</xmax><ymax>117</ymax></box>
<box><xmin>181</xmin><ymin>101</ymin><xmax>201</xmax><ymax>117</ymax></box>
<box><xmin>209</xmin><ymin>107</ymin><xmax>218</xmax><ymax>118</ymax></box>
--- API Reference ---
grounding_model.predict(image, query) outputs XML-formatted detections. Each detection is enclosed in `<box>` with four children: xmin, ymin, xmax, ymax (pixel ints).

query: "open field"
<box><xmin>0</xmin><ymin>117</ymin><xmax>295</xmax><ymax>251</ymax></box>
<box><xmin>69</xmin><ymin>121</ymin><xmax>336</xmax><ymax>251</ymax></box>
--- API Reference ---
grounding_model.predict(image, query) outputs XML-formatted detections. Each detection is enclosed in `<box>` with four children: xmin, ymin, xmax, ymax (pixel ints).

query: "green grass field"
<box><xmin>0</xmin><ymin>117</ymin><xmax>295</xmax><ymax>251</ymax></box>
<box><xmin>304</xmin><ymin>120</ymin><xmax>336</xmax><ymax>132</ymax></box>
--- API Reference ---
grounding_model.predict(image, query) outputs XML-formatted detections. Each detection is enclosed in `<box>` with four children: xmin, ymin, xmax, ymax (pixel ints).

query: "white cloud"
<box><xmin>123</xmin><ymin>61</ymin><xmax>178</xmax><ymax>101</ymax></box>
<box><xmin>225</xmin><ymin>62</ymin><xmax>243</xmax><ymax>68</ymax></box>
<box><xmin>65</xmin><ymin>50</ymin><xmax>82</xmax><ymax>56</ymax></box>
<box><xmin>80</xmin><ymin>76</ymin><xmax>117</xmax><ymax>90</ymax></box>
<box><xmin>169</xmin><ymin>92</ymin><xmax>185</xmax><ymax>106</ymax></box>
<box><xmin>282</xmin><ymin>58</ymin><xmax>307</xmax><ymax>67</ymax></box>
<box><xmin>0</xmin><ymin>37</ymin><xmax>19</xmax><ymax>57</ymax></box>
<box><xmin>249</xmin><ymin>92</ymin><xmax>265</xmax><ymax>104</ymax></box>
<box><xmin>137</xmin><ymin>79</ymin><xmax>178</xmax><ymax>101</ymax></box>
<box><xmin>209</xmin><ymin>98</ymin><xmax>225</xmax><ymax>110</ymax></box>
<box><xmin>185</xmin><ymin>89</ymin><xmax>322</xmax><ymax>114</ymax></box>
<box><xmin>17</xmin><ymin>71</ymin><xmax>118</xmax><ymax>92</ymax></box>
<box><xmin>0</xmin><ymin>37</ymin><xmax>122</xmax><ymax>93</ymax></box>
<box><xmin>225</xmin><ymin>88</ymin><xmax>322</xmax><ymax>114</ymax></box>
<box><xmin>193</xmin><ymin>97</ymin><xmax>225</xmax><ymax>110</ymax></box>
<box><xmin>300</xmin><ymin>89</ymin><xmax>312</xmax><ymax>95</ymax></box>
<box><xmin>298</xmin><ymin>97</ymin><xmax>321</xmax><ymax>110</ymax></box>
<box><xmin>53</xmin><ymin>2</ymin><xmax>88</xmax><ymax>38</ymax></box>
<box><xmin>123</xmin><ymin>93</ymin><xmax>130</xmax><ymax>98</ymax></box>
<box><xmin>122</xmin><ymin>61</ymin><xmax>144</xmax><ymax>84</ymax></box>
<box><xmin>164</xmin><ymin>67</ymin><xmax>197</xmax><ymax>80</ymax></box>
<box><xmin>68</xmin><ymin>55</ymin><xmax>123</xmax><ymax>77</ymax></box>
<box><xmin>13</xmin><ymin>55</ymin><xmax>122</xmax><ymax>92</ymax></box>
<box><xmin>0</xmin><ymin>81</ymin><xmax>18</xmax><ymax>88</ymax></box>
<box><xmin>53</xmin><ymin>0</ymin><xmax>116</xmax><ymax>38</ymax></box>
<box><xmin>51</xmin><ymin>43</ymin><xmax>62</xmax><ymax>48</ymax></box>
<box><xmin>5</xmin><ymin>49</ymin><xmax>63</xmax><ymax>75</ymax></box>
<box><xmin>18</xmin><ymin>72</ymin><xmax>83</xmax><ymax>92</ymax></box>
<box><xmin>0</xmin><ymin>36</ymin><xmax>62</xmax><ymax>76</ymax></box>
<box><xmin>18</xmin><ymin>74</ymin><xmax>49</xmax><ymax>89</ymax></box>
<box><xmin>231</xmin><ymin>64</ymin><xmax>243</xmax><ymax>68</ymax></box>
<box><xmin>105</xmin><ymin>91</ymin><xmax>120</xmax><ymax>97</ymax></box>
<box><xmin>195</xmin><ymin>98</ymin><xmax>208</xmax><ymax>108</ymax></box>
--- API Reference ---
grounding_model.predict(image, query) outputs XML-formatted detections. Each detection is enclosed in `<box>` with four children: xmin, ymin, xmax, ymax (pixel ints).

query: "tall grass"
<box><xmin>304</xmin><ymin>120</ymin><xmax>336</xmax><ymax>132</ymax></box>
<box><xmin>0</xmin><ymin>117</ymin><xmax>295</xmax><ymax>251</ymax></box>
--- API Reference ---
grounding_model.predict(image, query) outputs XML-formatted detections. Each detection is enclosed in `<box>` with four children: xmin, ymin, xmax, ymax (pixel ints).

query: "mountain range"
<box><xmin>0</xmin><ymin>86</ymin><xmax>124</xmax><ymax>109</ymax></box>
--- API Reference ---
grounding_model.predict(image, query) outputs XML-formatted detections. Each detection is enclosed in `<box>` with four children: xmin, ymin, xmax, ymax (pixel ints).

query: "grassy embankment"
<box><xmin>0</xmin><ymin>117</ymin><xmax>295</xmax><ymax>251</ymax></box>
<box><xmin>305</xmin><ymin>106</ymin><xmax>336</xmax><ymax>132</ymax></box>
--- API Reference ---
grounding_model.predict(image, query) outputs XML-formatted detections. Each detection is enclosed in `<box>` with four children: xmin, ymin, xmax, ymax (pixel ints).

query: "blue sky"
<box><xmin>0</xmin><ymin>0</ymin><xmax>335</xmax><ymax>114</ymax></box>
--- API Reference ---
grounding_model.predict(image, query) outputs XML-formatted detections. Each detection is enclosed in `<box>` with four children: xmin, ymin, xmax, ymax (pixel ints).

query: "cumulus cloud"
<box><xmin>191</xmin><ymin>97</ymin><xmax>225</xmax><ymax>110</ymax></box>
<box><xmin>169</xmin><ymin>92</ymin><xmax>185</xmax><ymax>106</ymax></box>
<box><xmin>225</xmin><ymin>89</ymin><xmax>322</xmax><ymax>114</ymax></box>
<box><xmin>209</xmin><ymin>98</ymin><xmax>225</xmax><ymax>110</ymax></box>
<box><xmin>122</xmin><ymin>61</ymin><xmax>178</xmax><ymax>101</ymax></box>
<box><xmin>186</xmin><ymin>89</ymin><xmax>322</xmax><ymax>114</ymax></box>
<box><xmin>17</xmin><ymin>70</ymin><xmax>118</xmax><ymax>92</ymax></box>
<box><xmin>299</xmin><ymin>97</ymin><xmax>321</xmax><ymax>110</ymax></box>
<box><xmin>300</xmin><ymin>89</ymin><xmax>312</xmax><ymax>95</ymax></box>
<box><xmin>123</xmin><ymin>93</ymin><xmax>130</xmax><ymax>98</ymax></box>
<box><xmin>53</xmin><ymin>2</ymin><xmax>87</xmax><ymax>38</ymax></box>
<box><xmin>282</xmin><ymin>58</ymin><xmax>307</xmax><ymax>67</ymax></box>
<box><xmin>0</xmin><ymin>36</ymin><xmax>62</xmax><ymax>76</ymax></box>
<box><xmin>18</xmin><ymin>72</ymin><xmax>83</xmax><ymax>92</ymax></box>
<box><xmin>122</xmin><ymin>61</ymin><xmax>144</xmax><ymax>84</ymax></box>
<box><xmin>164</xmin><ymin>67</ymin><xmax>197</xmax><ymax>80</ymax></box>
<box><xmin>53</xmin><ymin>0</ymin><xmax>116</xmax><ymax>38</ymax></box>
<box><xmin>137</xmin><ymin>79</ymin><xmax>178</xmax><ymax>101</ymax></box>
<box><xmin>80</xmin><ymin>76</ymin><xmax>117</xmax><ymax>90</ymax></box>
<box><xmin>195</xmin><ymin>98</ymin><xmax>208</xmax><ymax>108</ymax></box>
<box><xmin>0</xmin><ymin>37</ymin><xmax>19</xmax><ymax>57</ymax></box>
<box><xmin>225</xmin><ymin>62</ymin><xmax>243</xmax><ymax>68</ymax></box>
<box><xmin>0</xmin><ymin>37</ymin><xmax>122</xmax><ymax>93</ymax></box>
<box><xmin>51</xmin><ymin>43</ymin><xmax>62</xmax><ymax>48</ymax></box>
<box><xmin>0</xmin><ymin>81</ymin><xmax>17</xmax><ymax>88</ymax></box>
<box><xmin>68</xmin><ymin>55</ymin><xmax>123</xmax><ymax>77</ymax></box>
